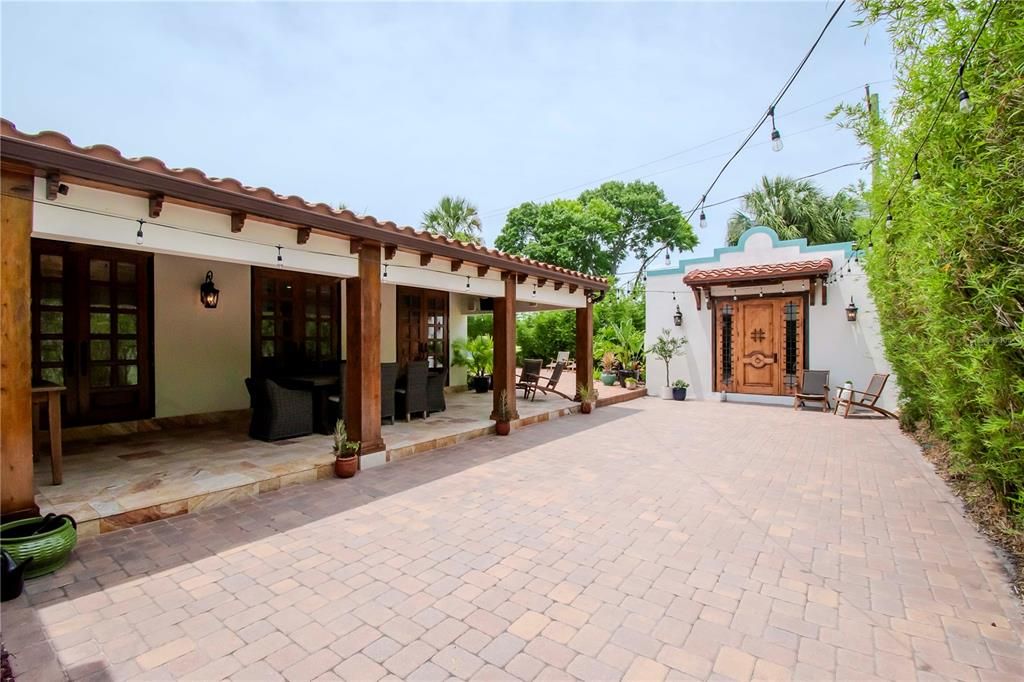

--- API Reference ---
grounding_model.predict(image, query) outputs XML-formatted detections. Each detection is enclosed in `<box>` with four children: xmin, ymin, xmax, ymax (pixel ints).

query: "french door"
<box><xmin>31</xmin><ymin>240</ymin><xmax>153</xmax><ymax>425</ymax></box>
<box><xmin>396</xmin><ymin>287</ymin><xmax>449</xmax><ymax>373</ymax></box>
<box><xmin>715</xmin><ymin>296</ymin><xmax>804</xmax><ymax>396</ymax></box>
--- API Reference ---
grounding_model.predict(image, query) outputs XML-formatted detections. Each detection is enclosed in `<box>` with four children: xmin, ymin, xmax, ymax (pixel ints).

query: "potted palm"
<box><xmin>672</xmin><ymin>380</ymin><xmax>689</xmax><ymax>401</ymax></box>
<box><xmin>577</xmin><ymin>384</ymin><xmax>597</xmax><ymax>413</ymax></box>
<box><xmin>453</xmin><ymin>336</ymin><xmax>494</xmax><ymax>393</ymax></box>
<box><xmin>332</xmin><ymin>419</ymin><xmax>360</xmax><ymax>478</ymax></box>
<box><xmin>647</xmin><ymin>328</ymin><xmax>687</xmax><ymax>400</ymax></box>
<box><xmin>495</xmin><ymin>389</ymin><xmax>512</xmax><ymax>435</ymax></box>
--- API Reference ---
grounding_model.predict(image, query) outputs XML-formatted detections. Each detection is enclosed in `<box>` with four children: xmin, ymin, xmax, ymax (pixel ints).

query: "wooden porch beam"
<box><xmin>1</xmin><ymin>170</ymin><xmax>40</xmax><ymax>518</ymax></box>
<box><xmin>345</xmin><ymin>247</ymin><xmax>385</xmax><ymax>456</ymax></box>
<box><xmin>296</xmin><ymin>227</ymin><xmax>312</xmax><ymax>245</ymax></box>
<box><xmin>809</xmin><ymin>278</ymin><xmax>816</xmax><ymax>305</ymax></box>
<box><xmin>451</xmin><ymin>259</ymin><xmax>463</xmax><ymax>273</ymax></box>
<box><xmin>148</xmin><ymin>193</ymin><xmax>164</xmax><ymax>218</ymax></box>
<box><xmin>231</xmin><ymin>211</ymin><xmax>246</xmax><ymax>233</ymax></box>
<box><xmin>575</xmin><ymin>301</ymin><xmax>594</xmax><ymax>401</ymax></box>
<box><xmin>491</xmin><ymin>274</ymin><xmax>519</xmax><ymax>422</ymax></box>
<box><xmin>384</xmin><ymin>244</ymin><xmax>397</xmax><ymax>261</ymax></box>
<box><xmin>477</xmin><ymin>265</ymin><xmax>489</xmax><ymax>277</ymax></box>
<box><xmin>693</xmin><ymin>287</ymin><xmax>702</xmax><ymax>311</ymax></box>
<box><xmin>820</xmin><ymin>276</ymin><xmax>828</xmax><ymax>306</ymax></box>
<box><xmin>45</xmin><ymin>171</ymin><xmax>61</xmax><ymax>200</ymax></box>
<box><xmin>420</xmin><ymin>253</ymin><xmax>432</xmax><ymax>266</ymax></box>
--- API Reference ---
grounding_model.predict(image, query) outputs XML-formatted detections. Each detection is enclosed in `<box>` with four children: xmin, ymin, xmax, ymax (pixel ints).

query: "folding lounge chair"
<box><xmin>793</xmin><ymin>370</ymin><xmax>830</xmax><ymax>412</ymax></box>
<box><xmin>834</xmin><ymin>373</ymin><xmax>896</xmax><ymax>419</ymax></box>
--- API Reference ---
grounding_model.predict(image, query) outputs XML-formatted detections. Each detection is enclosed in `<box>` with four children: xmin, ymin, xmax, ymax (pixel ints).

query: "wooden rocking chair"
<box><xmin>793</xmin><ymin>370</ymin><xmax>831</xmax><ymax>412</ymax></box>
<box><xmin>834</xmin><ymin>373</ymin><xmax>897</xmax><ymax>419</ymax></box>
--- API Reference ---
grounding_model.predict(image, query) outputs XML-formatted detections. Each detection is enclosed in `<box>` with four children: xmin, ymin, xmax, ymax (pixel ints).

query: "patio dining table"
<box><xmin>280</xmin><ymin>374</ymin><xmax>339</xmax><ymax>434</ymax></box>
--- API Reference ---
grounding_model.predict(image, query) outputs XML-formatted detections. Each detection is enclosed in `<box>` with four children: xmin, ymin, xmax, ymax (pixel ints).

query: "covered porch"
<box><xmin>0</xmin><ymin>120</ymin><xmax>608</xmax><ymax>524</ymax></box>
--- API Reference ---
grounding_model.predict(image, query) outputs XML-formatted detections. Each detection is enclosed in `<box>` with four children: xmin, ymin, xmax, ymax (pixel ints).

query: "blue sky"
<box><xmin>1</xmin><ymin>1</ymin><xmax>893</xmax><ymax>269</ymax></box>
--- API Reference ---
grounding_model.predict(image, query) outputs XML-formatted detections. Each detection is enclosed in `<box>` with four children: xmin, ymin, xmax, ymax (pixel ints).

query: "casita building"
<box><xmin>646</xmin><ymin>226</ymin><xmax>895</xmax><ymax>412</ymax></box>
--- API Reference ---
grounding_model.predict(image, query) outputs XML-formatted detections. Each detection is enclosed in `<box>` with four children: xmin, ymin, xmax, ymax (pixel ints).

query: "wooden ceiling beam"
<box><xmin>384</xmin><ymin>244</ymin><xmax>397</xmax><ymax>260</ymax></box>
<box><xmin>148</xmin><ymin>193</ymin><xmax>164</xmax><ymax>218</ymax></box>
<box><xmin>420</xmin><ymin>253</ymin><xmax>433</xmax><ymax>266</ymax></box>
<box><xmin>296</xmin><ymin>227</ymin><xmax>311</xmax><ymax>245</ymax></box>
<box><xmin>516</xmin><ymin>273</ymin><xmax>528</xmax><ymax>284</ymax></box>
<box><xmin>554</xmin><ymin>282</ymin><xmax>563</xmax><ymax>291</ymax></box>
<box><xmin>45</xmin><ymin>171</ymin><xmax>61</xmax><ymax>200</ymax></box>
<box><xmin>349</xmin><ymin>238</ymin><xmax>362</xmax><ymax>255</ymax></box>
<box><xmin>477</xmin><ymin>265</ymin><xmax>490</xmax><ymax>277</ymax></box>
<box><xmin>230</xmin><ymin>211</ymin><xmax>246</xmax><ymax>233</ymax></box>
<box><xmin>569</xmin><ymin>284</ymin><xmax>578</xmax><ymax>294</ymax></box>
<box><xmin>536</xmin><ymin>278</ymin><xmax>547</xmax><ymax>288</ymax></box>
<box><xmin>451</xmin><ymin>259</ymin><xmax>463</xmax><ymax>273</ymax></box>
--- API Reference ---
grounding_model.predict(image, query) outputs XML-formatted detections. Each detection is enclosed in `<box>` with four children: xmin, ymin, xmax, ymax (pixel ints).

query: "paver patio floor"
<box><xmin>3</xmin><ymin>399</ymin><xmax>1022</xmax><ymax>681</ymax></box>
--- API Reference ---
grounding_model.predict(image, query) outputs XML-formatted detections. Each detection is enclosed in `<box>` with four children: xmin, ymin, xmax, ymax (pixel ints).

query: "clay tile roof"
<box><xmin>0</xmin><ymin>119</ymin><xmax>607</xmax><ymax>288</ymax></box>
<box><xmin>682</xmin><ymin>258</ymin><xmax>832</xmax><ymax>286</ymax></box>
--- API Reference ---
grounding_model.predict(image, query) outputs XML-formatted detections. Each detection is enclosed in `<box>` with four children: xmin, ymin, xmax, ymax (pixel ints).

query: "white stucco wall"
<box><xmin>153</xmin><ymin>254</ymin><xmax>251</xmax><ymax>418</ymax></box>
<box><xmin>646</xmin><ymin>227</ymin><xmax>896</xmax><ymax>412</ymax></box>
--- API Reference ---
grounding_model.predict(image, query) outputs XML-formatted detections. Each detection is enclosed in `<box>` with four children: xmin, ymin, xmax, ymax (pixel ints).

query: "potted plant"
<box><xmin>624</xmin><ymin>376</ymin><xmax>638</xmax><ymax>390</ymax></box>
<box><xmin>452</xmin><ymin>336</ymin><xmax>494</xmax><ymax>393</ymax></box>
<box><xmin>495</xmin><ymin>389</ymin><xmax>512</xmax><ymax>435</ymax></box>
<box><xmin>646</xmin><ymin>328</ymin><xmax>688</xmax><ymax>400</ymax></box>
<box><xmin>577</xmin><ymin>384</ymin><xmax>597</xmax><ymax>413</ymax></box>
<box><xmin>599</xmin><ymin>352</ymin><xmax>617</xmax><ymax>386</ymax></box>
<box><xmin>672</xmin><ymin>380</ymin><xmax>689</xmax><ymax>401</ymax></box>
<box><xmin>839</xmin><ymin>379</ymin><xmax>854</xmax><ymax>404</ymax></box>
<box><xmin>332</xmin><ymin>419</ymin><xmax>360</xmax><ymax>478</ymax></box>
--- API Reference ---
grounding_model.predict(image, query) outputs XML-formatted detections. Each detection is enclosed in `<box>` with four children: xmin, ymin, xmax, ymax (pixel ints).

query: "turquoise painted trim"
<box><xmin>648</xmin><ymin>226</ymin><xmax>856</xmax><ymax>277</ymax></box>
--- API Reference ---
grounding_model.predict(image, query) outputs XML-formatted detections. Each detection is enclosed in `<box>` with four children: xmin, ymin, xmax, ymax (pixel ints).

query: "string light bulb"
<box><xmin>135</xmin><ymin>219</ymin><xmax>144</xmax><ymax>245</ymax></box>
<box><xmin>531</xmin><ymin>284</ymin><xmax>537</xmax><ymax>298</ymax></box>
<box><xmin>958</xmin><ymin>65</ymin><xmax>973</xmax><ymax>114</ymax></box>
<box><xmin>276</xmin><ymin>245</ymin><xmax>283</xmax><ymax>268</ymax></box>
<box><xmin>886</xmin><ymin>201</ymin><xmax>893</xmax><ymax>230</ymax></box>
<box><xmin>912</xmin><ymin>153</ymin><xmax>921</xmax><ymax>188</ymax></box>
<box><xmin>699</xmin><ymin>195</ymin><xmax>707</xmax><ymax>229</ymax></box>
<box><xmin>465</xmin><ymin>276</ymin><xmax>470</xmax><ymax>289</ymax></box>
<box><xmin>664</xmin><ymin>248</ymin><xmax>671</xmax><ymax>266</ymax></box>
<box><xmin>382</xmin><ymin>264</ymin><xmax>389</xmax><ymax>279</ymax></box>
<box><xmin>769</xmin><ymin>105</ymin><xmax>783</xmax><ymax>152</ymax></box>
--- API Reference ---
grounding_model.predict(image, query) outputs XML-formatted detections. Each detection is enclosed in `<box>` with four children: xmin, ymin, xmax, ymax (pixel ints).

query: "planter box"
<box><xmin>672</xmin><ymin>387</ymin><xmax>687</xmax><ymax>401</ymax></box>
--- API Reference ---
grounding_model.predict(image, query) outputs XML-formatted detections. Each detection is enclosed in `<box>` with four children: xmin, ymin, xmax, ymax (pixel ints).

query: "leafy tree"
<box><xmin>495</xmin><ymin>181</ymin><xmax>696</xmax><ymax>277</ymax></box>
<box><xmin>726</xmin><ymin>176</ymin><xmax>862</xmax><ymax>246</ymax></box>
<box><xmin>421</xmin><ymin>195</ymin><xmax>484</xmax><ymax>244</ymax></box>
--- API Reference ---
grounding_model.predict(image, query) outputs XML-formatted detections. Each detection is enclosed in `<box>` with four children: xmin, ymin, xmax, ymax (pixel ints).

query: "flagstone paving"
<box><xmin>3</xmin><ymin>399</ymin><xmax>1022</xmax><ymax>681</ymax></box>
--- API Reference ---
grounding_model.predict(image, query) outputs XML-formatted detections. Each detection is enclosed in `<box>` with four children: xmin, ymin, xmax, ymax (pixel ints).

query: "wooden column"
<box><xmin>345</xmin><ymin>245</ymin><xmax>385</xmax><ymax>455</ymax></box>
<box><xmin>1</xmin><ymin>169</ymin><xmax>40</xmax><ymax>519</ymax></box>
<box><xmin>491</xmin><ymin>273</ymin><xmax>519</xmax><ymax>421</ymax></box>
<box><xmin>575</xmin><ymin>300</ymin><xmax>594</xmax><ymax>400</ymax></box>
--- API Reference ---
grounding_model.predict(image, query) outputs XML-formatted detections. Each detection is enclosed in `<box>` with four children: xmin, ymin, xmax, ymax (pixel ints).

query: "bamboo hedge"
<box><xmin>853</xmin><ymin>1</ymin><xmax>1024</xmax><ymax>520</ymax></box>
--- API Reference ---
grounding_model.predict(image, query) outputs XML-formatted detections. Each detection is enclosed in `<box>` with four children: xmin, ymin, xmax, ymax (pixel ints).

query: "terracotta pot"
<box><xmin>580</xmin><ymin>402</ymin><xmax>593</xmax><ymax>414</ymax></box>
<box><xmin>495</xmin><ymin>421</ymin><xmax>511</xmax><ymax>436</ymax></box>
<box><xmin>334</xmin><ymin>455</ymin><xmax>358</xmax><ymax>478</ymax></box>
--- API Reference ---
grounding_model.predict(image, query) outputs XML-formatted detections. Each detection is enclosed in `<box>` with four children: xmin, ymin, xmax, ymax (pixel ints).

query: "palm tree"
<box><xmin>421</xmin><ymin>195</ymin><xmax>484</xmax><ymax>245</ymax></box>
<box><xmin>726</xmin><ymin>176</ymin><xmax>861</xmax><ymax>246</ymax></box>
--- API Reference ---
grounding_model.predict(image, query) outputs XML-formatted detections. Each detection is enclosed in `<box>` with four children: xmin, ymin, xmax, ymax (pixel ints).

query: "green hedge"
<box><xmin>858</xmin><ymin>1</ymin><xmax>1024</xmax><ymax>519</ymax></box>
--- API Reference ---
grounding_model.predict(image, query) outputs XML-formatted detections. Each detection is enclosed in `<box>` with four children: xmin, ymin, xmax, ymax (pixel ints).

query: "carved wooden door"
<box><xmin>735</xmin><ymin>299</ymin><xmax>780</xmax><ymax>395</ymax></box>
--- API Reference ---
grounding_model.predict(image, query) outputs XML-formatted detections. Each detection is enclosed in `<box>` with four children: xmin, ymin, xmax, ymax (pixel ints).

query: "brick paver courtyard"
<box><xmin>3</xmin><ymin>399</ymin><xmax>1022</xmax><ymax>681</ymax></box>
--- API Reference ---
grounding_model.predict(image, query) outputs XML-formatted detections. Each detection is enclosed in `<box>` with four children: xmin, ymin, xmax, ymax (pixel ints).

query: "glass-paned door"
<box><xmin>396</xmin><ymin>287</ymin><xmax>449</xmax><ymax>375</ymax></box>
<box><xmin>31</xmin><ymin>240</ymin><xmax>153</xmax><ymax>425</ymax></box>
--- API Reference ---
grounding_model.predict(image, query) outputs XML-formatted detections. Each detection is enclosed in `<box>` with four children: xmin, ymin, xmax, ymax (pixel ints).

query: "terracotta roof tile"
<box><xmin>0</xmin><ymin>119</ymin><xmax>606</xmax><ymax>287</ymax></box>
<box><xmin>682</xmin><ymin>258</ymin><xmax>832</xmax><ymax>285</ymax></box>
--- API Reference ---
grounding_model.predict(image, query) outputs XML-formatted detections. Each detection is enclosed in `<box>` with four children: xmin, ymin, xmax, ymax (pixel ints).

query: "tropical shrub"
<box><xmin>846</xmin><ymin>0</ymin><xmax>1024</xmax><ymax>520</ymax></box>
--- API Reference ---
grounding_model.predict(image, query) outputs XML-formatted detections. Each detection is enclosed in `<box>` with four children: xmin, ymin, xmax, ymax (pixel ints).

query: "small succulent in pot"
<box><xmin>671</xmin><ymin>379</ymin><xmax>689</xmax><ymax>401</ymax></box>
<box><xmin>332</xmin><ymin>419</ymin><xmax>361</xmax><ymax>478</ymax></box>
<box><xmin>577</xmin><ymin>383</ymin><xmax>597</xmax><ymax>414</ymax></box>
<box><xmin>495</xmin><ymin>389</ymin><xmax>512</xmax><ymax>435</ymax></box>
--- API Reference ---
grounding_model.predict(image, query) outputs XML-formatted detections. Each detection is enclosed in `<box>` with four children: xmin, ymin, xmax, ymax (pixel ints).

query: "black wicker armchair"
<box><xmin>381</xmin><ymin>362</ymin><xmax>398</xmax><ymax>425</ymax></box>
<box><xmin>427</xmin><ymin>366</ymin><xmax>448</xmax><ymax>414</ymax></box>
<box><xmin>396</xmin><ymin>361</ymin><xmax>429</xmax><ymax>421</ymax></box>
<box><xmin>245</xmin><ymin>378</ymin><xmax>313</xmax><ymax>442</ymax></box>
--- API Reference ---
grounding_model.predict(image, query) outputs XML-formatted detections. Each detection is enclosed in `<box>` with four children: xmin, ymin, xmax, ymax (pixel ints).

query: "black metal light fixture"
<box><xmin>673</xmin><ymin>304</ymin><xmax>683</xmax><ymax>327</ymax></box>
<box><xmin>845</xmin><ymin>297</ymin><xmax>858</xmax><ymax>322</ymax></box>
<box><xmin>200</xmin><ymin>270</ymin><xmax>220</xmax><ymax>309</ymax></box>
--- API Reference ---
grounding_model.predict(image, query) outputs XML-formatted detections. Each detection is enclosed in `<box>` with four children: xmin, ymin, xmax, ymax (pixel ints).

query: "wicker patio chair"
<box><xmin>516</xmin><ymin>359</ymin><xmax>543</xmax><ymax>398</ymax></box>
<box><xmin>546</xmin><ymin>351</ymin><xmax>569</xmax><ymax>370</ymax></box>
<box><xmin>396</xmin><ymin>361</ymin><xmax>429</xmax><ymax>422</ymax></box>
<box><xmin>427</xmin><ymin>366</ymin><xmax>448</xmax><ymax>414</ymax></box>
<box><xmin>834</xmin><ymin>373</ymin><xmax>896</xmax><ymax>419</ymax></box>
<box><xmin>381</xmin><ymin>362</ymin><xmax>398</xmax><ymax>425</ymax></box>
<box><xmin>245</xmin><ymin>378</ymin><xmax>313</xmax><ymax>442</ymax></box>
<box><xmin>525</xmin><ymin>361</ymin><xmax>569</xmax><ymax>401</ymax></box>
<box><xmin>793</xmin><ymin>370</ymin><xmax>830</xmax><ymax>412</ymax></box>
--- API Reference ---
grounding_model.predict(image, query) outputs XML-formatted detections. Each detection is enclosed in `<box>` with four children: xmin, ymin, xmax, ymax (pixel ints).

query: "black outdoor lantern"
<box><xmin>200</xmin><ymin>270</ymin><xmax>220</xmax><ymax>309</ymax></box>
<box><xmin>673</xmin><ymin>304</ymin><xmax>683</xmax><ymax>327</ymax></box>
<box><xmin>845</xmin><ymin>297</ymin><xmax>858</xmax><ymax>322</ymax></box>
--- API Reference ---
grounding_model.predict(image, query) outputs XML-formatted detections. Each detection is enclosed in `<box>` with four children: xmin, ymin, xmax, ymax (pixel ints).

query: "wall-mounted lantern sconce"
<box><xmin>200</xmin><ymin>271</ymin><xmax>220</xmax><ymax>309</ymax></box>
<box><xmin>673</xmin><ymin>305</ymin><xmax>683</xmax><ymax>327</ymax></box>
<box><xmin>845</xmin><ymin>297</ymin><xmax>858</xmax><ymax>322</ymax></box>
